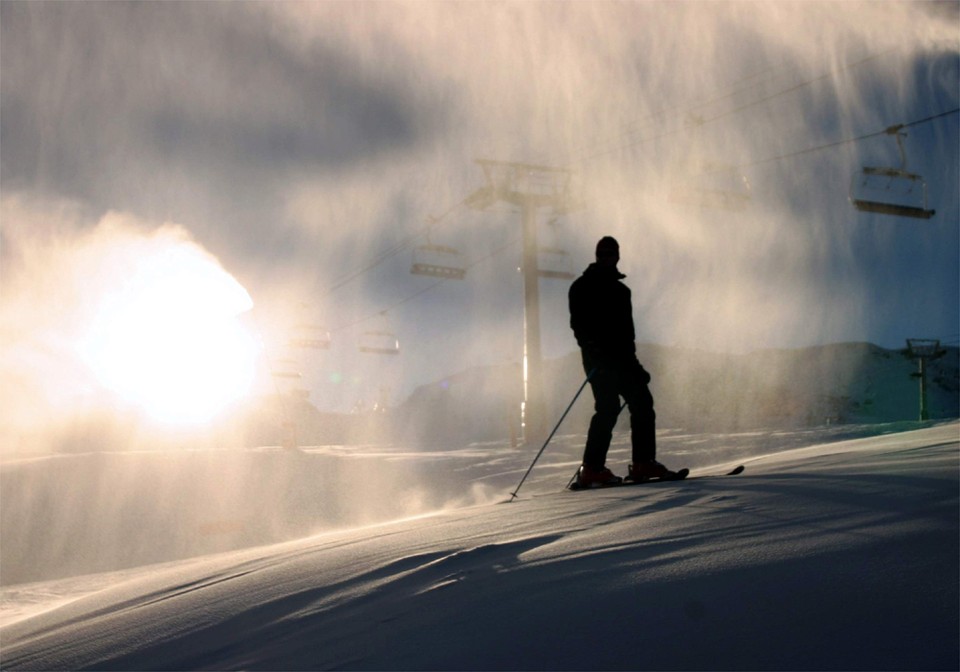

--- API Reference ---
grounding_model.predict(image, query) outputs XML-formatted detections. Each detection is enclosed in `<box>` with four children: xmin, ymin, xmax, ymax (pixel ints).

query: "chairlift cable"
<box><xmin>320</xmin><ymin>50</ymin><xmax>948</xmax><ymax>333</ymax></box>
<box><xmin>563</xmin><ymin>46</ymin><xmax>902</xmax><ymax>168</ymax></box>
<box><xmin>721</xmin><ymin>107</ymin><xmax>959</xmax><ymax>173</ymax></box>
<box><xmin>325</xmin><ymin>228</ymin><xmax>434</xmax><ymax>293</ymax></box>
<box><xmin>322</xmin><ymin>46</ymin><xmax>903</xmax><ymax>303</ymax></box>
<box><xmin>329</xmin><ymin>235</ymin><xmax>523</xmax><ymax>334</ymax></box>
<box><xmin>325</xmin><ymin>109</ymin><xmax>960</xmax><ymax>337</ymax></box>
<box><xmin>325</xmin><ymin>48</ymin><xmax>902</xmax><ymax>300</ymax></box>
<box><xmin>348</xmin><ymin>110</ymin><xmax>959</xmax><ymax>352</ymax></box>
<box><xmin>323</xmin><ymin>197</ymin><xmax>472</xmax><ymax>295</ymax></box>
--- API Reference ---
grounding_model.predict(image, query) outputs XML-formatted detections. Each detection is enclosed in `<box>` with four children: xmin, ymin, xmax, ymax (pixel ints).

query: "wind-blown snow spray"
<box><xmin>1</xmin><ymin>1</ymin><xmax>956</xmax><ymax>584</ymax></box>
<box><xmin>509</xmin><ymin>369</ymin><xmax>595</xmax><ymax>501</ymax></box>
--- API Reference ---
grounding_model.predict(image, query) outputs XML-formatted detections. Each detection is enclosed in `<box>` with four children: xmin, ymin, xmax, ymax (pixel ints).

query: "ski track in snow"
<box><xmin>1</xmin><ymin>422</ymin><xmax>958</xmax><ymax>670</ymax></box>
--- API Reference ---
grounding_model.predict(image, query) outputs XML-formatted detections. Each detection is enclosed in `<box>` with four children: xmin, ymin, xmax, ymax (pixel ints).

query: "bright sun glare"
<box><xmin>79</xmin><ymin>242</ymin><xmax>259</xmax><ymax>427</ymax></box>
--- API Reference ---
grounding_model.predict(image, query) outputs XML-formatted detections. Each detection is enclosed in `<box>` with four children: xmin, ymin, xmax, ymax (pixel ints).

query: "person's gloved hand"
<box><xmin>635</xmin><ymin>361</ymin><xmax>652</xmax><ymax>385</ymax></box>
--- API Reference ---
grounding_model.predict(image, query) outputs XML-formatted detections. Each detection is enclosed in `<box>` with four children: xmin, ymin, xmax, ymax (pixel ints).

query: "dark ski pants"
<box><xmin>581</xmin><ymin>350</ymin><xmax>656</xmax><ymax>469</ymax></box>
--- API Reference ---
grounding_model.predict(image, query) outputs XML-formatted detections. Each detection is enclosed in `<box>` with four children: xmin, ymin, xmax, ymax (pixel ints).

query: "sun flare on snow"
<box><xmin>78</xmin><ymin>242</ymin><xmax>259</xmax><ymax>427</ymax></box>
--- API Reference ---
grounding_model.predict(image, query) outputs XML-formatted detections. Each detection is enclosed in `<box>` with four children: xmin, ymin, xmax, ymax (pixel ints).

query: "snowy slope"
<box><xmin>1</xmin><ymin>423</ymin><xmax>958</xmax><ymax>671</ymax></box>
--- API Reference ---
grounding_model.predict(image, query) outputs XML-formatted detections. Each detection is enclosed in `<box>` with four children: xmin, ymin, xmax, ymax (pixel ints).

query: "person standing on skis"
<box><xmin>568</xmin><ymin>236</ymin><xmax>677</xmax><ymax>487</ymax></box>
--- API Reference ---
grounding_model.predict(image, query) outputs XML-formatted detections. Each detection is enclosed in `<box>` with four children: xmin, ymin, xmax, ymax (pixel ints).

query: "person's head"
<box><xmin>595</xmin><ymin>236</ymin><xmax>620</xmax><ymax>267</ymax></box>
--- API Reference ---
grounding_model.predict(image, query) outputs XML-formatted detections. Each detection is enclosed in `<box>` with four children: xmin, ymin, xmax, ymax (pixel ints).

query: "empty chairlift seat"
<box><xmin>289</xmin><ymin>324</ymin><xmax>331</xmax><ymax>350</ymax></box>
<box><xmin>358</xmin><ymin>330</ymin><xmax>400</xmax><ymax>355</ymax></box>
<box><xmin>850</xmin><ymin>167</ymin><xmax>936</xmax><ymax>219</ymax></box>
<box><xmin>850</xmin><ymin>125</ymin><xmax>936</xmax><ymax>220</ymax></box>
<box><xmin>536</xmin><ymin>247</ymin><xmax>575</xmax><ymax>280</ymax></box>
<box><xmin>270</xmin><ymin>359</ymin><xmax>301</xmax><ymax>379</ymax></box>
<box><xmin>411</xmin><ymin>244</ymin><xmax>466</xmax><ymax>280</ymax></box>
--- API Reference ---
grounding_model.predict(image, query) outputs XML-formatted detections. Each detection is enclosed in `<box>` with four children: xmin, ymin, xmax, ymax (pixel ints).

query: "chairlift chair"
<box><xmin>270</xmin><ymin>358</ymin><xmax>302</xmax><ymax>379</ymax></box>
<box><xmin>536</xmin><ymin>247</ymin><xmax>575</xmax><ymax>280</ymax></box>
<box><xmin>289</xmin><ymin>324</ymin><xmax>331</xmax><ymax>350</ymax></box>
<box><xmin>410</xmin><ymin>243</ymin><xmax>466</xmax><ymax>280</ymax></box>
<box><xmin>850</xmin><ymin>126</ymin><xmax>935</xmax><ymax>220</ymax></box>
<box><xmin>906</xmin><ymin>338</ymin><xmax>946</xmax><ymax>359</ymax></box>
<box><xmin>358</xmin><ymin>330</ymin><xmax>400</xmax><ymax>355</ymax></box>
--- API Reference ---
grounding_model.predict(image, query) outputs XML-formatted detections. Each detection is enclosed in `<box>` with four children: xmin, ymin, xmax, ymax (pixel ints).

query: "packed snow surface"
<box><xmin>2</xmin><ymin>423</ymin><xmax>958</xmax><ymax>670</ymax></box>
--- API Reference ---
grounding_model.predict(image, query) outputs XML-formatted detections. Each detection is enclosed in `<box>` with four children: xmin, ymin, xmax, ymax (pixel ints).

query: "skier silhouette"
<box><xmin>568</xmin><ymin>236</ymin><xmax>679</xmax><ymax>487</ymax></box>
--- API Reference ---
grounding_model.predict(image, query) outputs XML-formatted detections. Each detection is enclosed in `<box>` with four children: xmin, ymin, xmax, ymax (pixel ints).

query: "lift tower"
<box><xmin>906</xmin><ymin>339</ymin><xmax>945</xmax><ymax>421</ymax></box>
<box><xmin>465</xmin><ymin>160</ymin><xmax>582</xmax><ymax>444</ymax></box>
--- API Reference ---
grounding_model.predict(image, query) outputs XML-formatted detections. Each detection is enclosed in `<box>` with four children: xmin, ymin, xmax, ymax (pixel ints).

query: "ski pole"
<box><xmin>563</xmin><ymin>400</ymin><xmax>628</xmax><ymax>490</ymax></box>
<box><xmin>509</xmin><ymin>369</ymin><xmax>596</xmax><ymax>502</ymax></box>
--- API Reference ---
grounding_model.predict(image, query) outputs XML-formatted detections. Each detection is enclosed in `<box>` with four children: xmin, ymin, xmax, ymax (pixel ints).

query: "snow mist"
<box><xmin>1</xmin><ymin>2</ymin><xmax>957</xmax><ymax>583</ymax></box>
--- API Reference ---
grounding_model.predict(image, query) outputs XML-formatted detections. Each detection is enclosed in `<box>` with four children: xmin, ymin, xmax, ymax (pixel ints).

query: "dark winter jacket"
<box><xmin>568</xmin><ymin>262</ymin><xmax>637</xmax><ymax>359</ymax></box>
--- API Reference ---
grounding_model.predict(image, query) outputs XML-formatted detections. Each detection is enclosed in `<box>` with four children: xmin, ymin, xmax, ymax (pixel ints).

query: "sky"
<box><xmin>1</xmin><ymin>1</ymin><xmax>958</xmax><ymax>441</ymax></box>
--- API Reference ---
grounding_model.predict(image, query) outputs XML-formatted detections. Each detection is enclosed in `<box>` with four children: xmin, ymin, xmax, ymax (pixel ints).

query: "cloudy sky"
<box><xmin>1</xmin><ymin>1</ymin><xmax>957</xmax><ymax>437</ymax></box>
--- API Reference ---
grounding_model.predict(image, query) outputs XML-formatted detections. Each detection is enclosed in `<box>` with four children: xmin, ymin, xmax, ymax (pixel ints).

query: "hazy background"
<box><xmin>2</xmin><ymin>1</ymin><xmax>958</xmax><ymax>453</ymax></box>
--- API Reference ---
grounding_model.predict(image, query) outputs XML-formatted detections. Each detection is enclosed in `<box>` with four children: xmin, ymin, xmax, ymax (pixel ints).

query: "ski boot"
<box><xmin>576</xmin><ymin>465</ymin><xmax>623</xmax><ymax>489</ymax></box>
<box><xmin>626</xmin><ymin>460</ymin><xmax>680</xmax><ymax>483</ymax></box>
